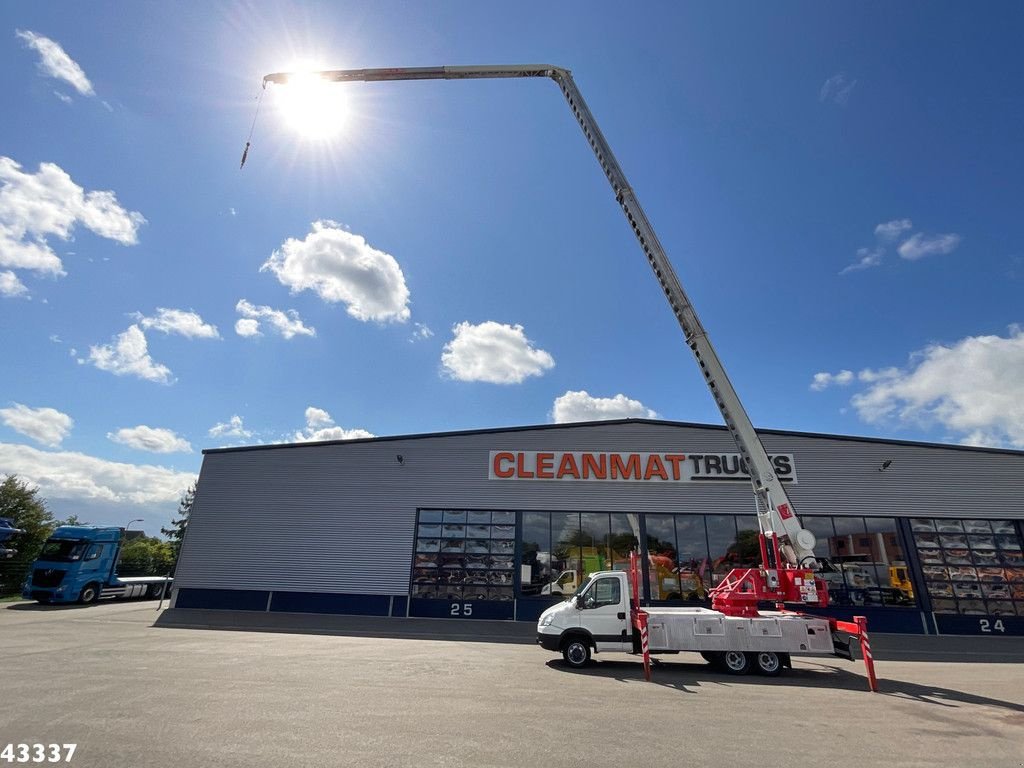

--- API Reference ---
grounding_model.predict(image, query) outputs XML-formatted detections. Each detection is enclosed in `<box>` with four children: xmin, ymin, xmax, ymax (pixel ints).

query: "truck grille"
<box><xmin>32</xmin><ymin>568</ymin><xmax>66</xmax><ymax>588</ymax></box>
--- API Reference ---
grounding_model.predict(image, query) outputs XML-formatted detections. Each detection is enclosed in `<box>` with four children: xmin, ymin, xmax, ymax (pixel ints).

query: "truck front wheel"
<box><xmin>561</xmin><ymin>637</ymin><xmax>592</xmax><ymax>668</ymax></box>
<box><xmin>78</xmin><ymin>583</ymin><xmax>100</xmax><ymax>604</ymax></box>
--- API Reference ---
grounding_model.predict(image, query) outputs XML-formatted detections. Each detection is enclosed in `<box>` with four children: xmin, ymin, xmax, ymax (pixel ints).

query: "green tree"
<box><xmin>0</xmin><ymin>475</ymin><xmax>58</xmax><ymax>596</ymax></box>
<box><xmin>118</xmin><ymin>536</ymin><xmax>175</xmax><ymax>577</ymax></box>
<box><xmin>161</xmin><ymin>481</ymin><xmax>196</xmax><ymax>566</ymax></box>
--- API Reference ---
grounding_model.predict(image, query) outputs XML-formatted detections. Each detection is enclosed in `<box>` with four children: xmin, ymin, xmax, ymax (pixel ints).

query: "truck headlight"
<box><xmin>540</xmin><ymin>614</ymin><xmax>554</xmax><ymax>627</ymax></box>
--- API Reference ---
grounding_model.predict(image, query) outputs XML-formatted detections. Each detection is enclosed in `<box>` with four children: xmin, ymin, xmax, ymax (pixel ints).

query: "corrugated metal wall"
<box><xmin>173</xmin><ymin>421</ymin><xmax>1024</xmax><ymax>595</ymax></box>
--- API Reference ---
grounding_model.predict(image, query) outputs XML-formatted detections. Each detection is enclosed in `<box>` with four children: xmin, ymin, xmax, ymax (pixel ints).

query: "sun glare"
<box><xmin>274</xmin><ymin>71</ymin><xmax>350</xmax><ymax>140</ymax></box>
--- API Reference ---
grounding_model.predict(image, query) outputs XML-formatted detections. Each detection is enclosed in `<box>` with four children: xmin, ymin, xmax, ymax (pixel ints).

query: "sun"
<box><xmin>272</xmin><ymin>71</ymin><xmax>350</xmax><ymax>140</ymax></box>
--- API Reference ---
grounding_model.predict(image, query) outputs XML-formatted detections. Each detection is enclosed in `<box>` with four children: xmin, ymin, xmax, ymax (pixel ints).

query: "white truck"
<box><xmin>536</xmin><ymin>559</ymin><xmax>837</xmax><ymax>676</ymax></box>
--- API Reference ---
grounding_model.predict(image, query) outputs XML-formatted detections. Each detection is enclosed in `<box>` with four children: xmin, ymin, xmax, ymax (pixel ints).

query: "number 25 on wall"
<box><xmin>979</xmin><ymin>618</ymin><xmax>1005</xmax><ymax>633</ymax></box>
<box><xmin>450</xmin><ymin>602</ymin><xmax>473</xmax><ymax>616</ymax></box>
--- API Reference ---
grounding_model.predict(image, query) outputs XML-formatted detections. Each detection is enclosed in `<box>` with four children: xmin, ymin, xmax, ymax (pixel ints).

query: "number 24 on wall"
<box><xmin>450</xmin><ymin>602</ymin><xmax>473</xmax><ymax>616</ymax></box>
<box><xmin>979</xmin><ymin>618</ymin><xmax>1005</xmax><ymax>633</ymax></box>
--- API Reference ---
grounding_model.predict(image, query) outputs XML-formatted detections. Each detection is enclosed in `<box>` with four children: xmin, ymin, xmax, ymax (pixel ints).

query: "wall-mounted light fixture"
<box><xmin>396</xmin><ymin>454</ymin><xmax>404</xmax><ymax>465</ymax></box>
<box><xmin>878</xmin><ymin>459</ymin><xmax>893</xmax><ymax>472</ymax></box>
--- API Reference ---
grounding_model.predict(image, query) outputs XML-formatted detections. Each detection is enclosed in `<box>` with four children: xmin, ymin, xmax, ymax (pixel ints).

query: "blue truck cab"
<box><xmin>22</xmin><ymin>525</ymin><xmax>171</xmax><ymax>604</ymax></box>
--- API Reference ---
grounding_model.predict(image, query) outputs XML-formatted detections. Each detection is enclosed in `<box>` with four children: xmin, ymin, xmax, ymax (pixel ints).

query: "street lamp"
<box><xmin>260</xmin><ymin>65</ymin><xmax>820</xmax><ymax>569</ymax></box>
<box><xmin>125</xmin><ymin>518</ymin><xmax>143</xmax><ymax>532</ymax></box>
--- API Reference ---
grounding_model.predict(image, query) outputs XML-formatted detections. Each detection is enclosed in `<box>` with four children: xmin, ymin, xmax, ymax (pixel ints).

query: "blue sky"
<box><xmin>1</xmin><ymin>2</ymin><xmax>1022</xmax><ymax>532</ymax></box>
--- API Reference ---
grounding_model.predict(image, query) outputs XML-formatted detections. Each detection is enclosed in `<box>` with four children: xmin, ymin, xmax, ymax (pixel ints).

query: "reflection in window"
<box><xmin>676</xmin><ymin>516</ymin><xmax>710</xmax><ymax>602</ymax></box>
<box><xmin>645</xmin><ymin>514</ymin><xmax>679</xmax><ymax>600</ymax></box>
<box><xmin>551</xmin><ymin>513</ymin><xmax>582</xmax><ymax>597</ymax></box>
<box><xmin>706</xmin><ymin>515</ymin><xmax>738</xmax><ymax>586</ymax></box>
<box><xmin>911</xmin><ymin>517</ymin><xmax>1024</xmax><ymax>616</ymax></box>
<box><xmin>411</xmin><ymin>510</ymin><xmax>519</xmax><ymax>601</ymax></box>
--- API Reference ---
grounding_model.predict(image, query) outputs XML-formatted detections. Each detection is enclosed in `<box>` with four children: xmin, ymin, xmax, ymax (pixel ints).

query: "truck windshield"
<box><xmin>571</xmin><ymin>575</ymin><xmax>593</xmax><ymax>601</ymax></box>
<box><xmin>38</xmin><ymin>540</ymin><xmax>87</xmax><ymax>562</ymax></box>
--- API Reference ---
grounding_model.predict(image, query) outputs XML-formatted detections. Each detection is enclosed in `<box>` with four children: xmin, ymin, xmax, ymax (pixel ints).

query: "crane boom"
<box><xmin>263</xmin><ymin>64</ymin><xmax>824</xmax><ymax>606</ymax></box>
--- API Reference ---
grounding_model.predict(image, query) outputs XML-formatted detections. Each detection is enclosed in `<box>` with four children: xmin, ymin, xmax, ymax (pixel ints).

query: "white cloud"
<box><xmin>0</xmin><ymin>157</ymin><xmax>145</xmax><ymax>283</ymax></box>
<box><xmin>261</xmin><ymin>220</ymin><xmax>411</xmax><ymax>323</ymax></box>
<box><xmin>809</xmin><ymin>370</ymin><xmax>855</xmax><ymax>391</ymax></box>
<box><xmin>551</xmin><ymin>390</ymin><xmax>658</xmax><ymax>423</ymax></box>
<box><xmin>293</xmin><ymin>407</ymin><xmax>374</xmax><ymax>443</ymax></box>
<box><xmin>108</xmin><ymin>425</ymin><xmax>192</xmax><ymax>454</ymax></box>
<box><xmin>846</xmin><ymin>326</ymin><xmax>1024</xmax><ymax>449</ymax></box>
<box><xmin>0</xmin><ymin>403</ymin><xmax>73</xmax><ymax>447</ymax></box>
<box><xmin>87</xmin><ymin>325</ymin><xmax>172</xmax><ymax>384</ymax></box>
<box><xmin>15</xmin><ymin>30</ymin><xmax>94</xmax><ymax>96</ymax></box>
<box><xmin>839</xmin><ymin>247</ymin><xmax>885</xmax><ymax>275</ymax></box>
<box><xmin>819</xmin><ymin>73</ymin><xmax>857</xmax><ymax>106</ymax></box>
<box><xmin>410</xmin><ymin>322</ymin><xmax>434</xmax><ymax>342</ymax></box>
<box><xmin>234</xmin><ymin>299</ymin><xmax>315</xmax><ymax>339</ymax></box>
<box><xmin>135</xmin><ymin>308</ymin><xmax>220</xmax><ymax>339</ymax></box>
<box><xmin>209</xmin><ymin>415</ymin><xmax>252</xmax><ymax>439</ymax></box>
<box><xmin>897</xmin><ymin>233</ymin><xmax>961</xmax><ymax>261</ymax></box>
<box><xmin>53</xmin><ymin>91</ymin><xmax>72</xmax><ymax>105</ymax></box>
<box><xmin>441</xmin><ymin>321</ymin><xmax>554</xmax><ymax>384</ymax></box>
<box><xmin>874</xmin><ymin>219</ymin><xmax>913</xmax><ymax>241</ymax></box>
<box><xmin>0</xmin><ymin>270</ymin><xmax>28</xmax><ymax>297</ymax></box>
<box><xmin>0</xmin><ymin>442</ymin><xmax>194</xmax><ymax>504</ymax></box>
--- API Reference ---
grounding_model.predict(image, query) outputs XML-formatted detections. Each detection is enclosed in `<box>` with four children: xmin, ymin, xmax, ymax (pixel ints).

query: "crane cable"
<box><xmin>239</xmin><ymin>82</ymin><xmax>266</xmax><ymax>169</ymax></box>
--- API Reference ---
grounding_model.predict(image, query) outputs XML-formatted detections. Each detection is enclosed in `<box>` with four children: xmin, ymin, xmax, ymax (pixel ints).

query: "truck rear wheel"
<box><xmin>148</xmin><ymin>583</ymin><xmax>166</xmax><ymax>600</ymax></box>
<box><xmin>561</xmin><ymin>637</ymin><xmax>592</xmax><ymax>668</ymax></box>
<box><xmin>78</xmin><ymin>583</ymin><xmax>99</xmax><ymax>604</ymax></box>
<box><xmin>721</xmin><ymin>650</ymin><xmax>752</xmax><ymax>675</ymax></box>
<box><xmin>753</xmin><ymin>651</ymin><xmax>782</xmax><ymax>677</ymax></box>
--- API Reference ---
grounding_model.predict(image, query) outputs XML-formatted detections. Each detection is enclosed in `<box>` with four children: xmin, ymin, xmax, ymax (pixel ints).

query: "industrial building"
<box><xmin>169</xmin><ymin>419</ymin><xmax>1024</xmax><ymax>636</ymax></box>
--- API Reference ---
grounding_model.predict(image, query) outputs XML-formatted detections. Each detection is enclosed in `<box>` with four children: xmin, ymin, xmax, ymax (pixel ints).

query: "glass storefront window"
<box><xmin>911</xmin><ymin>517</ymin><xmax>1024</xmax><ymax>616</ymax></box>
<box><xmin>645</xmin><ymin>514</ymin><xmax>679</xmax><ymax>600</ymax></box>
<box><xmin>411</xmin><ymin>509</ymin><xmax>520</xmax><ymax>601</ymax></box>
<box><xmin>706</xmin><ymin>515</ymin><xmax>739</xmax><ymax>587</ymax></box>
<box><xmin>552</xmin><ymin>513</ymin><xmax>582</xmax><ymax>597</ymax></box>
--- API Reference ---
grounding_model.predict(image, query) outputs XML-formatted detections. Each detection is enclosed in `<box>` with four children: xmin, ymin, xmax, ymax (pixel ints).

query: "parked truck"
<box><xmin>538</xmin><ymin>553</ymin><xmax>840</xmax><ymax>676</ymax></box>
<box><xmin>22</xmin><ymin>526</ymin><xmax>171</xmax><ymax>604</ymax></box>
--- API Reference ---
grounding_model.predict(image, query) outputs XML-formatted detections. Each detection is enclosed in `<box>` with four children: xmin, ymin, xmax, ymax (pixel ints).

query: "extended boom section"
<box><xmin>262</xmin><ymin>64</ymin><xmax>826</xmax><ymax>613</ymax></box>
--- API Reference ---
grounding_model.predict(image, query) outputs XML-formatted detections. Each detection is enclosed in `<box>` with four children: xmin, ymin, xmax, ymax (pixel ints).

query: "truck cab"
<box><xmin>22</xmin><ymin>525</ymin><xmax>169</xmax><ymax>604</ymax></box>
<box><xmin>537</xmin><ymin>571</ymin><xmax>633</xmax><ymax>659</ymax></box>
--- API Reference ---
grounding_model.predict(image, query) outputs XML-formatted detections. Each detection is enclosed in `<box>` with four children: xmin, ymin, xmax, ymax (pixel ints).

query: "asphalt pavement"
<box><xmin>2</xmin><ymin>600</ymin><xmax>1022</xmax><ymax>768</ymax></box>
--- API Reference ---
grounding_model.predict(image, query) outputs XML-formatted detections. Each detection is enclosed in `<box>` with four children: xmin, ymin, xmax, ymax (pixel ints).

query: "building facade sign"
<box><xmin>488</xmin><ymin>450</ymin><xmax>797</xmax><ymax>483</ymax></box>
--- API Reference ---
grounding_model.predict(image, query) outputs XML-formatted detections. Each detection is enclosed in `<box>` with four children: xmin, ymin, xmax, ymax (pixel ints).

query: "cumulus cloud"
<box><xmin>0</xmin><ymin>403</ymin><xmax>73</xmax><ymax>447</ymax></box>
<box><xmin>839</xmin><ymin>247</ymin><xmax>885</xmax><ymax>275</ymax></box>
<box><xmin>0</xmin><ymin>442</ymin><xmax>194</xmax><ymax>504</ymax></box>
<box><xmin>410</xmin><ymin>322</ymin><xmax>434</xmax><ymax>342</ymax></box>
<box><xmin>897</xmin><ymin>233</ymin><xmax>962</xmax><ymax>261</ymax></box>
<box><xmin>441</xmin><ymin>321</ymin><xmax>554</xmax><ymax>384</ymax></box>
<box><xmin>874</xmin><ymin>219</ymin><xmax>913</xmax><ymax>242</ymax></box>
<box><xmin>551</xmin><ymin>390</ymin><xmax>658</xmax><ymax>423</ymax></box>
<box><xmin>819</xmin><ymin>73</ymin><xmax>857</xmax><ymax>106</ymax></box>
<box><xmin>15</xmin><ymin>30</ymin><xmax>94</xmax><ymax>96</ymax></box>
<box><xmin>829</xmin><ymin>326</ymin><xmax>1024</xmax><ymax>449</ymax></box>
<box><xmin>209</xmin><ymin>415</ymin><xmax>252</xmax><ymax>439</ymax></box>
<box><xmin>135</xmin><ymin>308</ymin><xmax>220</xmax><ymax>339</ymax></box>
<box><xmin>293</xmin><ymin>407</ymin><xmax>374</xmax><ymax>443</ymax></box>
<box><xmin>234</xmin><ymin>299</ymin><xmax>315</xmax><ymax>339</ymax></box>
<box><xmin>108</xmin><ymin>425</ymin><xmax>192</xmax><ymax>453</ymax></box>
<box><xmin>841</xmin><ymin>217</ymin><xmax>961</xmax><ymax>274</ymax></box>
<box><xmin>0</xmin><ymin>157</ymin><xmax>145</xmax><ymax>286</ymax></box>
<box><xmin>87</xmin><ymin>325</ymin><xmax>172</xmax><ymax>384</ymax></box>
<box><xmin>261</xmin><ymin>220</ymin><xmax>411</xmax><ymax>323</ymax></box>
<box><xmin>809</xmin><ymin>370</ymin><xmax>855</xmax><ymax>391</ymax></box>
<box><xmin>0</xmin><ymin>270</ymin><xmax>28</xmax><ymax>297</ymax></box>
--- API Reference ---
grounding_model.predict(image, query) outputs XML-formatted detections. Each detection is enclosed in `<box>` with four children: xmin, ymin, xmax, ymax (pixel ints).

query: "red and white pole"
<box><xmin>639</xmin><ymin>610</ymin><xmax>651</xmax><ymax>682</ymax></box>
<box><xmin>855</xmin><ymin>615</ymin><xmax>878</xmax><ymax>693</ymax></box>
